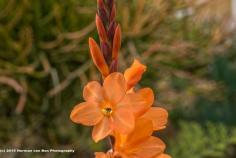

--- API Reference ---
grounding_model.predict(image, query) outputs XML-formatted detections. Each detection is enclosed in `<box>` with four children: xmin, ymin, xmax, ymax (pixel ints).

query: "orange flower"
<box><xmin>123</xmin><ymin>59</ymin><xmax>168</xmax><ymax>131</ymax></box>
<box><xmin>70</xmin><ymin>72</ymin><xmax>151</xmax><ymax>142</ymax></box>
<box><xmin>124</xmin><ymin>59</ymin><xmax>146</xmax><ymax>91</ymax></box>
<box><xmin>94</xmin><ymin>118</ymin><xmax>170</xmax><ymax>158</ymax></box>
<box><xmin>112</xmin><ymin>119</ymin><xmax>166</xmax><ymax>158</ymax></box>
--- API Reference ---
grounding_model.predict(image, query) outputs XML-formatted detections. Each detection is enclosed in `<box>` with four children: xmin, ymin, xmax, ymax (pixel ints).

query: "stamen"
<box><xmin>102</xmin><ymin>107</ymin><xmax>113</xmax><ymax>116</ymax></box>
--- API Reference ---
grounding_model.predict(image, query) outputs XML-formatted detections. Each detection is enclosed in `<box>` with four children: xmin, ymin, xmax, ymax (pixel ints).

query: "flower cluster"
<box><xmin>70</xmin><ymin>0</ymin><xmax>171</xmax><ymax>158</ymax></box>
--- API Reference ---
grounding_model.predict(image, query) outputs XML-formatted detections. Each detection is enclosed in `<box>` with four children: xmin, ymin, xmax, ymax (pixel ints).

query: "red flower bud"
<box><xmin>110</xmin><ymin>4</ymin><xmax>116</xmax><ymax>22</ymax></box>
<box><xmin>112</xmin><ymin>25</ymin><xmax>121</xmax><ymax>61</ymax></box>
<box><xmin>89</xmin><ymin>38</ymin><xmax>109</xmax><ymax>77</ymax></box>
<box><xmin>96</xmin><ymin>14</ymin><xmax>108</xmax><ymax>42</ymax></box>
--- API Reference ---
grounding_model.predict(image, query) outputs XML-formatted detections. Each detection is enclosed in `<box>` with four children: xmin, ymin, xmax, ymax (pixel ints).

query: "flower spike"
<box><xmin>71</xmin><ymin>0</ymin><xmax>171</xmax><ymax>157</ymax></box>
<box><xmin>89</xmin><ymin>38</ymin><xmax>109</xmax><ymax>77</ymax></box>
<box><xmin>96</xmin><ymin>0</ymin><xmax>119</xmax><ymax>71</ymax></box>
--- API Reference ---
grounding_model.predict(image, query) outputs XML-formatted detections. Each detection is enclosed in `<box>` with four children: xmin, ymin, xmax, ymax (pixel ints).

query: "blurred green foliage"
<box><xmin>169</xmin><ymin>121</ymin><xmax>236</xmax><ymax>158</ymax></box>
<box><xmin>0</xmin><ymin>0</ymin><xmax>235</xmax><ymax>158</ymax></box>
<box><xmin>168</xmin><ymin>46</ymin><xmax>236</xmax><ymax>158</ymax></box>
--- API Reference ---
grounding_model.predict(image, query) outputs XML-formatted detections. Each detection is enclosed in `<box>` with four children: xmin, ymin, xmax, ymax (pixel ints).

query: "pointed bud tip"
<box><xmin>89</xmin><ymin>37</ymin><xmax>95</xmax><ymax>44</ymax></box>
<box><xmin>133</xmin><ymin>59</ymin><xmax>147</xmax><ymax>71</ymax></box>
<box><xmin>97</xmin><ymin>0</ymin><xmax>103</xmax><ymax>6</ymax></box>
<box><xmin>124</xmin><ymin>59</ymin><xmax>147</xmax><ymax>90</ymax></box>
<box><xmin>116</xmin><ymin>24</ymin><xmax>121</xmax><ymax>31</ymax></box>
<box><xmin>88</xmin><ymin>37</ymin><xmax>110</xmax><ymax>77</ymax></box>
<box><xmin>96</xmin><ymin>13</ymin><xmax>100</xmax><ymax>19</ymax></box>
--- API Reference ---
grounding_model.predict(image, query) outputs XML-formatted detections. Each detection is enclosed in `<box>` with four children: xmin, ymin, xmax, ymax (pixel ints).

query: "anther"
<box><xmin>102</xmin><ymin>108</ymin><xmax>113</xmax><ymax>116</ymax></box>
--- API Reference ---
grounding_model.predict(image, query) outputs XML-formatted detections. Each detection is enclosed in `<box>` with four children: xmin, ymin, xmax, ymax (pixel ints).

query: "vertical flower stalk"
<box><xmin>70</xmin><ymin>0</ymin><xmax>171</xmax><ymax>158</ymax></box>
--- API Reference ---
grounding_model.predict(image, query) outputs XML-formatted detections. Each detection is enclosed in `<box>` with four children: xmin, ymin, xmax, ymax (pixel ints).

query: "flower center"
<box><xmin>101</xmin><ymin>107</ymin><xmax>113</xmax><ymax>116</ymax></box>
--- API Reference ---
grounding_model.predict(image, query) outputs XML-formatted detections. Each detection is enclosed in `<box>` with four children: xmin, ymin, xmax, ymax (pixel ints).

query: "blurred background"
<box><xmin>0</xmin><ymin>0</ymin><xmax>236</xmax><ymax>157</ymax></box>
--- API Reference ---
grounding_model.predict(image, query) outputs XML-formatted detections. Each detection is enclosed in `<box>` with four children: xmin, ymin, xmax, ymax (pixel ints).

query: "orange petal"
<box><xmin>95</xmin><ymin>152</ymin><xmax>108</xmax><ymax>158</ymax></box>
<box><xmin>92</xmin><ymin>117</ymin><xmax>113</xmax><ymax>142</ymax></box>
<box><xmin>138</xmin><ymin>88</ymin><xmax>154</xmax><ymax>106</ymax></box>
<box><xmin>155</xmin><ymin>154</ymin><xmax>172</xmax><ymax>158</ymax></box>
<box><xmin>96</xmin><ymin>14</ymin><xmax>108</xmax><ymax>42</ymax></box>
<box><xmin>112</xmin><ymin>25</ymin><xmax>121</xmax><ymax>61</ymax></box>
<box><xmin>70</xmin><ymin>102</ymin><xmax>103</xmax><ymax>126</ymax></box>
<box><xmin>113</xmin><ymin>131</ymin><xmax>127</xmax><ymax>150</ymax></box>
<box><xmin>113</xmin><ymin>152</ymin><xmax>129</xmax><ymax>158</ymax></box>
<box><xmin>124</xmin><ymin>59</ymin><xmax>146</xmax><ymax>90</ymax></box>
<box><xmin>118</xmin><ymin>93</ymin><xmax>146</xmax><ymax>117</ymax></box>
<box><xmin>118</xmin><ymin>88</ymin><xmax>154</xmax><ymax>117</ymax></box>
<box><xmin>89</xmin><ymin>38</ymin><xmax>109</xmax><ymax>77</ymax></box>
<box><xmin>112</xmin><ymin>107</ymin><xmax>135</xmax><ymax>134</ymax></box>
<box><xmin>133</xmin><ymin>136</ymin><xmax>166</xmax><ymax>158</ymax></box>
<box><xmin>141</xmin><ymin>107</ymin><xmax>168</xmax><ymax>131</ymax></box>
<box><xmin>103</xmin><ymin>72</ymin><xmax>126</xmax><ymax>104</ymax></box>
<box><xmin>83</xmin><ymin>81</ymin><xmax>104</xmax><ymax>103</ymax></box>
<box><xmin>136</xmin><ymin>88</ymin><xmax>154</xmax><ymax>116</ymax></box>
<box><xmin>125</xmin><ymin>119</ymin><xmax>153</xmax><ymax>149</ymax></box>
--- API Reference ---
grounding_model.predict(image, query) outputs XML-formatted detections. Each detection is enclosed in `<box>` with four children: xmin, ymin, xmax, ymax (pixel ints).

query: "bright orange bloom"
<box><xmin>70</xmin><ymin>72</ymin><xmax>151</xmax><ymax>142</ymax></box>
<box><xmin>113</xmin><ymin>119</ymin><xmax>166</xmax><ymax>158</ymax></box>
<box><xmin>89</xmin><ymin>38</ymin><xmax>110</xmax><ymax>77</ymax></box>
<box><xmin>124</xmin><ymin>59</ymin><xmax>147</xmax><ymax>91</ymax></box>
<box><xmin>99</xmin><ymin>119</ymin><xmax>166</xmax><ymax>158</ymax></box>
<box><xmin>123</xmin><ymin>59</ymin><xmax>168</xmax><ymax>131</ymax></box>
